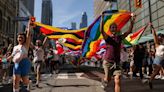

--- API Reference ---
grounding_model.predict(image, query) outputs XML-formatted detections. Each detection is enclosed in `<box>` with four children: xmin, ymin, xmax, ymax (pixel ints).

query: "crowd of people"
<box><xmin>0</xmin><ymin>16</ymin><xmax>163</xmax><ymax>92</ymax></box>
<box><xmin>120</xmin><ymin>26</ymin><xmax>164</xmax><ymax>90</ymax></box>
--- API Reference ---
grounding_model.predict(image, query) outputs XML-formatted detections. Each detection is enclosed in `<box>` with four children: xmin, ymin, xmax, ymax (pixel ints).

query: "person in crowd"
<box><xmin>44</xmin><ymin>48</ymin><xmax>50</xmax><ymax>73</ymax></box>
<box><xmin>128</xmin><ymin>47</ymin><xmax>134</xmax><ymax>79</ymax></box>
<box><xmin>28</xmin><ymin>48</ymin><xmax>34</xmax><ymax>62</ymax></box>
<box><xmin>5</xmin><ymin>20</ymin><xmax>32</xmax><ymax>92</ymax></box>
<box><xmin>146</xmin><ymin>42</ymin><xmax>155</xmax><ymax>76</ymax></box>
<box><xmin>133</xmin><ymin>44</ymin><xmax>145</xmax><ymax>79</ymax></box>
<box><xmin>146</xmin><ymin>24</ymin><xmax>164</xmax><ymax>89</ymax></box>
<box><xmin>47</xmin><ymin>48</ymin><xmax>55</xmax><ymax>74</ymax></box>
<box><xmin>142</xmin><ymin>46</ymin><xmax>148</xmax><ymax>76</ymax></box>
<box><xmin>100</xmin><ymin>12</ymin><xmax>136</xmax><ymax>92</ymax></box>
<box><xmin>31</xmin><ymin>37</ymin><xmax>47</xmax><ymax>87</ymax></box>
<box><xmin>1</xmin><ymin>47</ymin><xmax>8</xmax><ymax>82</ymax></box>
<box><xmin>121</xmin><ymin>47</ymin><xmax>129</xmax><ymax>77</ymax></box>
<box><xmin>1</xmin><ymin>48</ymin><xmax>11</xmax><ymax>84</ymax></box>
<box><xmin>53</xmin><ymin>50</ymin><xmax>60</xmax><ymax>74</ymax></box>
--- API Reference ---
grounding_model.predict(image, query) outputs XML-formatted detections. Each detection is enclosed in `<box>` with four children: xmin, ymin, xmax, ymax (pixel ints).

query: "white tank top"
<box><xmin>33</xmin><ymin>46</ymin><xmax>44</xmax><ymax>62</ymax></box>
<box><xmin>12</xmin><ymin>45</ymin><xmax>28</xmax><ymax>62</ymax></box>
<box><xmin>155</xmin><ymin>45</ymin><xmax>164</xmax><ymax>59</ymax></box>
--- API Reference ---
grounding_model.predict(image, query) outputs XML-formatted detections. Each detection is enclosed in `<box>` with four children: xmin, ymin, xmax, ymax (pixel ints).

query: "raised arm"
<box><xmin>151</xmin><ymin>24</ymin><xmax>159</xmax><ymax>47</ymax></box>
<box><xmin>30</xmin><ymin>41</ymin><xmax>35</xmax><ymax>49</ymax></box>
<box><xmin>25</xmin><ymin>20</ymin><xmax>32</xmax><ymax>51</ymax></box>
<box><xmin>122</xmin><ymin>14</ymin><xmax>136</xmax><ymax>39</ymax></box>
<box><xmin>42</xmin><ymin>36</ymin><xmax>48</xmax><ymax>48</ymax></box>
<box><xmin>100</xmin><ymin>13</ymin><xmax>109</xmax><ymax>40</ymax></box>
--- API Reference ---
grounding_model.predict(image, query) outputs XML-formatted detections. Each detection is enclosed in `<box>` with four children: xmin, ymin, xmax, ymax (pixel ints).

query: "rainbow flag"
<box><xmin>34</xmin><ymin>22</ymin><xmax>86</xmax><ymax>50</ymax></box>
<box><xmin>123</xmin><ymin>24</ymin><xmax>148</xmax><ymax>45</ymax></box>
<box><xmin>82</xmin><ymin>10</ymin><xmax>132</xmax><ymax>59</ymax></box>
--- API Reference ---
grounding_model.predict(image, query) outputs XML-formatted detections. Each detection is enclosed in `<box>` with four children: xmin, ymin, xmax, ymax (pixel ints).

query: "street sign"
<box><xmin>13</xmin><ymin>17</ymin><xmax>29</xmax><ymax>21</ymax></box>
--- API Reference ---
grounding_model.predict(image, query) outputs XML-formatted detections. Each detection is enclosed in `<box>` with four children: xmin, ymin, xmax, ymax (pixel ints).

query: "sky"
<box><xmin>34</xmin><ymin>0</ymin><xmax>94</xmax><ymax>29</ymax></box>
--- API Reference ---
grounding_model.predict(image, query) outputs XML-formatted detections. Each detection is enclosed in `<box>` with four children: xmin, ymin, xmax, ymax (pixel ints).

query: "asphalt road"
<box><xmin>0</xmin><ymin>64</ymin><xmax>164</xmax><ymax>92</ymax></box>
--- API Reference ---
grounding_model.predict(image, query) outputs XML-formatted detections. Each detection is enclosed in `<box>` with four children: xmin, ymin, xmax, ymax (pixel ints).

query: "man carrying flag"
<box><xmin>100</xmin><ymin>11</ymin><xmax>136</xmax><ymax>92</ymax></box>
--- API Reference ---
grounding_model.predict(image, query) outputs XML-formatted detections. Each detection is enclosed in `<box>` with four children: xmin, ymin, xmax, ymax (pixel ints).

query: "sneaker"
<box><xmin>20</xmin><ymin>86</ymin><xmax>30</xmax><ymax>92</ymax></box>
<box><xmin>101</xmin><ymin>79</ymin><xmax>108</xmax><ymax>89</ymax></box>
<box><xmin>20</xmin><ymin>89</ymin><xmax>30</xmax><ymax>92</ymax></box>
<box><xmin>155</xmin><ymin>75</ymin><xmax>161</xmax><ymax>79</ymax></box>
<box><xmin>2</xmin><ymin>80</ymin><xmax>6</xmax><ymax>84</ymax></box>
<box><xmin>56</xmin><ymin>70</ymin><xmax>59</xmax><ymax>74</ymax></box>
<box><xmin>148</xmin><ymin>80</ymin><xmax>153</xmax><ymax>89</ymax></box>
<box><xmin>160</xmin><ymin>76</ymin><xmax>164</xmax><ymax>80</ymax></box>
<box><xmin>36</xmin><ymin>84</ymin><xmax>39</xmax><ymax>88</ymax></box>
<box><xmin>49</xmin><ymin>74</ymin><xmax>52</xmax><ymax>77</ymax></box>
<box><xmin>122</xmin><ymin>75</ymin><xmax>127</xmax><ymax>79</ymax></box>
<box><xmin>142</xmin><ymin>79</ymin><xmax>148</xmax><ymax>84</ymax></box>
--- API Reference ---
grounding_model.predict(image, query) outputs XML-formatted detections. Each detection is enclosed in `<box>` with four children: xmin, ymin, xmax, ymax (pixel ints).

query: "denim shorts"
<box><xmin>153</xmin><ymin>56</ymin><xmax>164</xmax><ymax>67</ymax></box>
<box><xmin>13</xmin><ymin>58</ymin><xmax>31</xmax><ymax>76</ymax></box>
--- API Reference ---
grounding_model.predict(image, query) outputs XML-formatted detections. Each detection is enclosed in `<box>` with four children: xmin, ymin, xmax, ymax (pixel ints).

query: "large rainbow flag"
<box><xmin>33</xmin><ymin>10</ymin><xmax>147</xmax><ymax>59</ymax></box>
<box><xmin>81</xmin><ymin>10</ymin><xmax>132</xmax><ymax>59</ymax></box>
<box><xmin>33</xmin><ymin>22</ymin><xmax>86</xmax><ymax>50</ymax></box>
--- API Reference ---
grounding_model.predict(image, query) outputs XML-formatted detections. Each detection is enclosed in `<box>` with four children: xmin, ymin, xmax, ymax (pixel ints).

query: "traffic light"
<box><xmin>135</xmin><ymin>0</ymin><xmax>142</xmax><ymax>8</ymax></box>
<box><xmin>30</xmin><ymin>16</ymin><xmax>36</xmax><ymax>27</ymax></box>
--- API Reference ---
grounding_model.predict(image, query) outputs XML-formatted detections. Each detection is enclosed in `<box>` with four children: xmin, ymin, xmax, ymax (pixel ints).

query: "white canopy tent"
<box><xmin>138</xmin><ymin>29</ymin><xmax>164</xmax><ymax>44</ymax></box>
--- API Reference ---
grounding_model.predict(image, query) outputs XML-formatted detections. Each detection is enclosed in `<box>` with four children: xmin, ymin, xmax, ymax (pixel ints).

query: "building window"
<box><xmin>0</xmin><ymin>10</ymin><xmax>2</xmax><ymax>30</ymax></box>
<box><xmin>157</xmin><ymin>1</ymin><xmax>164</xmax><ymax>9</ymax></box>
<box><xmin>8</xmin><ymin>17</ymin><xmax>11</xmax><ymax>33</ymax></box>
<box><xmin>158</xmin><ymin>16</ymin><xmax>164</xmax><ymax>27</ymax></box>
<box><xmin>6</xmin><ymin>17</ymin><xmax>11</xmax><ymax>34</ymax></box>
<box><xmin>152</xmin><ymin>12</ymin><xmax>158</xmax><ymax>21</ymax></box>
<box><xmin>150</xmin><ymin>0</ymin><xmax>157</xmax><ymax>5</ymax></box>
<box><xmin>6</xmin><ymin>20</ymin><xmax>9</xmax><ymax>33</ymax></box>
<box><xmin>158</xmin><ymin>8</ymin><xmax>164</xmax><ymax>18</ymax></box>
<box><xmin>143</xmin><ymin>1</ymin><xmax>149</xmax><ymax>9</ymax></box>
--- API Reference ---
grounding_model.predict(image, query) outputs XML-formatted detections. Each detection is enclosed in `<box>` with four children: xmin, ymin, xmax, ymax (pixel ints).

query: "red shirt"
<box><xmin>103</xmin><ymin>35</ymin><xmax>122</xmax><ymax>64</ymax></box>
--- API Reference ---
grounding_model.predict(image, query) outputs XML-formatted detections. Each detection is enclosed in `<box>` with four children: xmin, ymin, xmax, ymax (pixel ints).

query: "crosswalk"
<box><xmin>40</xmin><ymin>70</ymin><xmax>104</xmax><ymax>80</ymax></box>
<box><xmin>40</xmin><ymin>64</ymin><xmax>104</xmax><ymax>80</ymax></box>
<box><xmin>55</xmin><ymin>72</ymin><xmax>86</xmax><ymax>79</ymax></box>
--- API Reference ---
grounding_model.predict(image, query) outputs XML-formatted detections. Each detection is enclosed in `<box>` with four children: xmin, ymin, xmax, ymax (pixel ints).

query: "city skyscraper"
<box><xmin>71</xmin><ymin>22</ymin><xmax>77</xmax><ymax>30</ymax></box>
<box><xmin>79</xmin><ymin>12</ymin><xmax>88</xmax><ymax>29</ymax></box>
<box><xmin>41</xmin><ymin>0</ymin><xmax>53</xmax><ymax>25</ymax></box>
